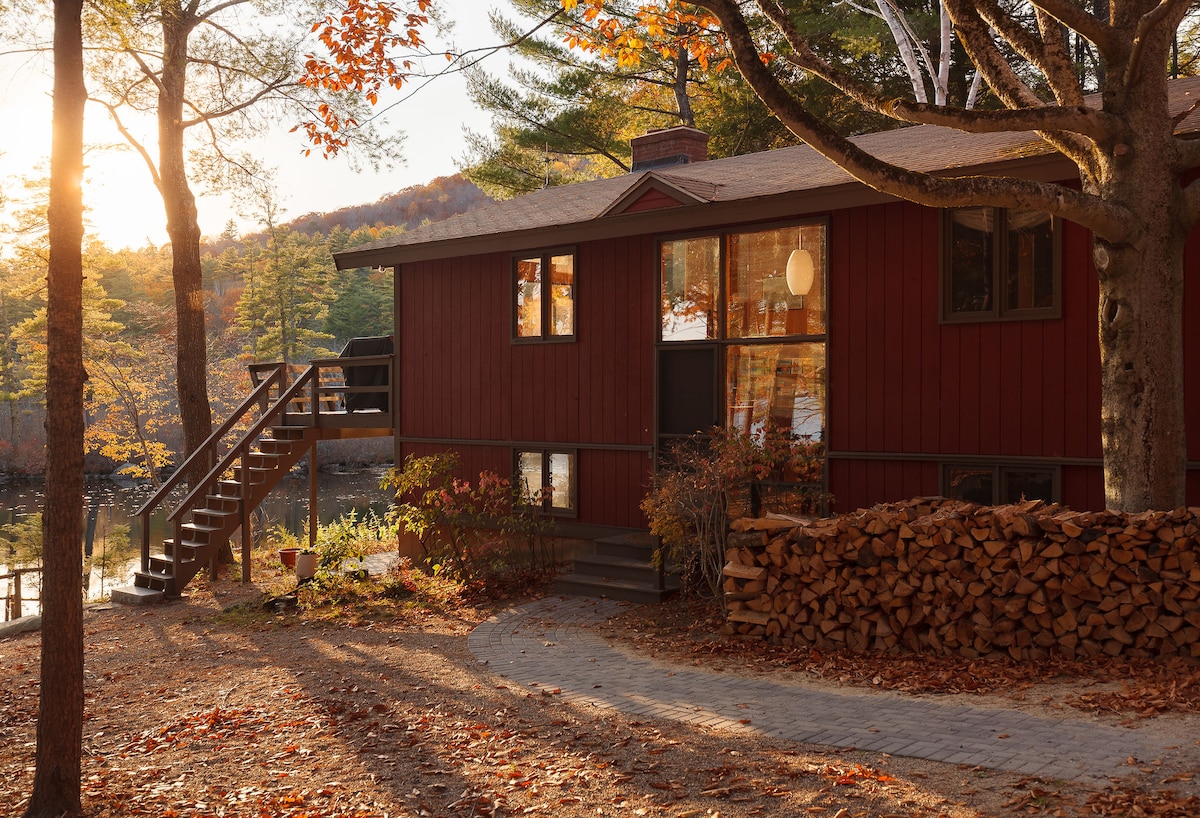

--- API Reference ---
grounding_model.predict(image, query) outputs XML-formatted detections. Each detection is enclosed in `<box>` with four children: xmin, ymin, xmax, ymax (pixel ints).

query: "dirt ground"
<box><xmin>3</xmin><ymin>568</ymin><xmax>1200</xmax><ymax>818</ymax></box>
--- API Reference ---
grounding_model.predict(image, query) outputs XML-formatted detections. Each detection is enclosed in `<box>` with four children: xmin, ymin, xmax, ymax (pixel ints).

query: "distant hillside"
<box><xmin>204</xmin><ymin>174</ymin><xmax>493</xmax><ymax>254</ymax></box>
<box><xmin>287</xmin><ymin>174</ymin><xmax>493</xmax><ymax>236</ymax></box>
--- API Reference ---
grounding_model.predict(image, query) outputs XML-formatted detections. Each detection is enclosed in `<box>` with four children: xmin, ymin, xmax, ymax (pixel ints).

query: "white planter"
<box><xmin>295</xmin><ymin>552</ymin><xmax>319</xmax><ymax>580</ymax></box>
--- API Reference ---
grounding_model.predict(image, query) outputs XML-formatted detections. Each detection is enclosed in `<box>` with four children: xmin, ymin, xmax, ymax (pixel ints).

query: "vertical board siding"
<box><xmin>827</xmin><ymin>199</ymin><xmax>1147</xmax><ymax>513</ymax></box>
<box><xmin>397</xmin><ymin>235</ymin><xmax>655</xmax><ymax>528</ymax></box>
<box><xmin>1186</xmin><ymin>226</ymin><xmax>1200</xmax><ymax>462</ymax></box>
<box><xmin>396</xmin><ymin>190</ymin><xmax>1200</xmax><ymax>524</ymax></box>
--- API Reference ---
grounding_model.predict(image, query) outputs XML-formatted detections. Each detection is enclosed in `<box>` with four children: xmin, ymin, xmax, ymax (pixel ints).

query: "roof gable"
<box><xmin>600</xmin><ymin>172</ymin><xmax>713</xmax><ymax>216</ymax></box>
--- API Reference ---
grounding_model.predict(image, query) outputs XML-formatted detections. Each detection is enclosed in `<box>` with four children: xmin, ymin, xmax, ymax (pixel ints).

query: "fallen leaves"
<box><xmin>592</xmin><ymin>599</ymin><xmax>1200</xmax><ymax>716</ymax></box>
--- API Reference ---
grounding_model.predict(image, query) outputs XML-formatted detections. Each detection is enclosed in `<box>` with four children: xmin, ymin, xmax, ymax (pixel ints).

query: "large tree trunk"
<box><xmin>1092</xmin><ymin>81</ymin><xmax>1189</xmax><ymax>512</ymax></box>
<box><xmin>160</xmin><ymin>2</ymin><xmax>212</xmax><ymax>478</ymax></box>
<box><xmin>1094</xmin><ymin>208</ymin><xmax>1188</xmax><ymax>512</ymax></box>
<box><xmin>24</xmin><ymin>1</ymin><xmax>86</xmax><ymax>816</ymax></box>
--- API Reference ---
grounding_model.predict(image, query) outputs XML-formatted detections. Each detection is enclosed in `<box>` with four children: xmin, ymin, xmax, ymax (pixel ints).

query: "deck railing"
<box><xmin>1</xmin><ymin>567</ymin><xmax>40</xmax><ymax>621</ymax></box>
<box><xmin>134</xmin><ymin>351</ymin><xmax>393</xmax><ymax>590</ymax></box>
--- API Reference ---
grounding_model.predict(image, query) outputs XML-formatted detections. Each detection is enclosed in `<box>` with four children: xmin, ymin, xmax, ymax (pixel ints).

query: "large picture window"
<box><xmin>516</xmin><ymin>449</ymin><xmax>576</xmax><ymax>515</ymax></box>
<box><xmin>727</xmin><ymin>343</ymin><xmax>825</xmax><ymax>441</ymax></box>
<box><xmin>727</xmin><ymin>224</ymin><xmax>826</xmax><ymax>339</ymax></box>
<box><xmin>514</xmin><ymin>250</ymin><xmax>575</xmax><ymax>340</ymax></box>
<box><xmin>943</xmin><ymin>207</ymin><xmax>1059</xmax><ymax>321</ymax></box>
<box><xmin>657</xmin><ymin>221</ymin><xmax>827</xmax><ymax>450</ymax></box>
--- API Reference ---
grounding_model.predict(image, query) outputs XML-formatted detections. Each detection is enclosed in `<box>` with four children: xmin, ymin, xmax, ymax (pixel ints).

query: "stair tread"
<box><xmin>111</xmin><ymin>585</ymin><xmax>164</xmax><ymax>605</ymax></box>
<box><xmin>555</xmin><ymin>573</ymin><xmax>679</xmax><ymax>591</ymax></box>
<box><xmin>182</xmin><ymin>522</ymin><xmax>223</xmax><ymax>532</ymax></box>
<box><xmin>576</xmin><ymin>553</ymin><xmax>669</xmax><ymax>569</ymax></box>
<box><xmin>149</xmin><ymin>554</ymin><xmax>196</xmax><ymax>565</ymax></box>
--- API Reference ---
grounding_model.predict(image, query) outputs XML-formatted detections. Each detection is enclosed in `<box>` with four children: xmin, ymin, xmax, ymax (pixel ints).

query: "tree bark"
<box><xmin>23</xmin><ymin>1</ymin><xmax>86</xmax><ymax>816</ymax></box>
<box><xmin>1092</xmin><ymin>84</ymin><xmax>1189</xmax><ymax>511</ymax></box>
<box><xmin>160</xmin><ymin>1</ymin><xmax>212</xmax><ymax>479</ymax></box>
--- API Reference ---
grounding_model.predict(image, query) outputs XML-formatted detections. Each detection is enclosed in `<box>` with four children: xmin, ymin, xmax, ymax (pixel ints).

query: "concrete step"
<box><xmin>553</xmin><ymin>573</ymin><xmax>678</xmax><ymax>604</ymax></box>
<box><xmin>594</xmin><ymin>532</ymin><xmax>661</xmax><ymax>561</ymax></box>
<box><xmin>111</xmin><ymin>585</ymin><xmax>165</xmax><ymax>606</ymax></box>
<box><xmin>573</xmin><ymin>553</ymin><xmax>666</xmax><ymax>584</ymax></box>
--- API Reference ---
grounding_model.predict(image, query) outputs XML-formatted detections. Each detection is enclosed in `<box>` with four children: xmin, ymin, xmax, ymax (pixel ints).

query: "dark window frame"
<box><xmin>940</xmin><ymin>461</ymin><xmax>1061</xmax><ymax>505</ymax></box>
<box><xmin>513</xmin><ymin>447</ymin><xmax>579</xmax><ymax>518</ymax></box>
<box><xmin>940</xmin><ymin>207</ymin><xmax>1062</xmax><ymax>323</ymax></box>
<box><xmin>512</xmin><ymin>247</ymin><xmax>577</xmax><ymax>343</ymax></box>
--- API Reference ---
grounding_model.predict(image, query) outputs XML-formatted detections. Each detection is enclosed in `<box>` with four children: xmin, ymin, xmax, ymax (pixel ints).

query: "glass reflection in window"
<box><xmin>515</xmin><ymin>257</ymin><xmax>542</xmax><ymax>337</ymax></box>
<box><xmin>726</xmin><ymin>225</ymin><xmax>825</xmax><ymax>339</ymax></box>
<box><xmin>549</xmin><ymin>254</ymin><xmax>574</xmax><ymax>336</ymax></box>
<box><xmin>660</xmin><ymin>236</ymin><xmax>720</xmax><ymax>341</ymax></box>
<box><xmin>726</xmin><ymin>343</ymin><xmax>825</xmax><ymax>441</ymax></box>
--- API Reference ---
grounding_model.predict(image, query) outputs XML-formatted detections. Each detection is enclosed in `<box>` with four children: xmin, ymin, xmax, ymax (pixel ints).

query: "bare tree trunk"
<box><xmin>160</xmin><ymin>1</ymin><xmax>212</xmax><ymax>480</ymax></box>
<box><xmin>672</xmin><ymin>40</ymin><xmax>694</xmax><ymax>127</ymax></box>
<box><xmin>23</xmin><ymin>1</ymin><xmax>86</xmax><ymax>816</ymax></box>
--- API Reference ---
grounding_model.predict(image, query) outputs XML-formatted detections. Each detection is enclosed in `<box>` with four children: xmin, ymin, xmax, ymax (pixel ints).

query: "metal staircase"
<box><xmin>112</xmin><ymin>346</ymin><xmax>393</xmax><ymax>605</ymax></box>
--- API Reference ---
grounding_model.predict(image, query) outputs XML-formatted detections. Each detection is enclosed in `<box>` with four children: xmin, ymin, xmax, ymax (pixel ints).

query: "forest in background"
<box><xmin>0</xmin><ymin>173</ymin><xmax>491</xmax><ymax>478</ymax></box>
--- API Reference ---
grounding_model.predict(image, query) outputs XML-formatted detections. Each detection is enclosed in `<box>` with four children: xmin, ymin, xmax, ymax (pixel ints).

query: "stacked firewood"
<box><xmin>723</xmin><ymin>497</ymin><xmax>1200</xmax><ymax>661</ymax></box>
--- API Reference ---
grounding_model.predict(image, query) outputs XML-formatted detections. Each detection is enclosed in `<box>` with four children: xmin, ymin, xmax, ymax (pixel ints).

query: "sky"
<box><xmin>0</xmin><ymin>2</ymin><xmax>505</xmax><ymax>251</ymax></box>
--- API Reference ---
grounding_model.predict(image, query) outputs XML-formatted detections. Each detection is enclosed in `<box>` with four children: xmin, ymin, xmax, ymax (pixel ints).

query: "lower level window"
<box><xmin>944</xmin><ymin>463</ymin><xmax>1058</xmax><ymax>505</ymax></box>
<box><xmin>516</xmin><ymin>450</ymin><xmax>576</xmax><ymax>515</ymax></box>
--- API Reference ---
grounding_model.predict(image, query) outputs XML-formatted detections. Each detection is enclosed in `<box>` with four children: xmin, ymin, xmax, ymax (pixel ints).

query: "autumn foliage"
<box><xmin>561</xmin><ymin>0</ymin><xmax>729</xmax><ymax>70</ymax></box>
<box><xmin>298</xmin><ymin>0</ymin><xmax>434</xmax><ymax>156</ymax></box>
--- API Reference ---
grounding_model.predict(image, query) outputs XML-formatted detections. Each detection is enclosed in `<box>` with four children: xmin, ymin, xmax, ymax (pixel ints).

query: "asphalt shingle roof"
<box><xmin>335</xmin><ymin>75</ymin><xmax>1200</xmax><ymax>266</ymax></box>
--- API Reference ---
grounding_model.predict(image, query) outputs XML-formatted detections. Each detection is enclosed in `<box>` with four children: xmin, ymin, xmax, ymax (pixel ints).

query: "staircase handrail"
<box><xmin>135</xmin><ymin>364</ymin><xmax>288</xmax><ymax>577</ymax></box>
<box><xmin>168</xmin><ymin>364</ymin><xmax>319</xmax><ymax>524</ymax></box>
<box><xmin>134</xmin><ymin>363</ymin><xmax>288</xmax><ymax>519</ymax></box>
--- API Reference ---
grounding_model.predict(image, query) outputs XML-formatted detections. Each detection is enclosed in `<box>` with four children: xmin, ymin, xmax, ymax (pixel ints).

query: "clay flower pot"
<box><xmin>278</xmin><ymin>548</ymin><xmax>299</xmax><ymax>568</ymax></box>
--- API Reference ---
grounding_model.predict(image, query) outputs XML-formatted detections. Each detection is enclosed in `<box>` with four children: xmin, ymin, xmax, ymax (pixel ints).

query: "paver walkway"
<box><xmin>468</xmin><ymin>596</ymin><xmax>1172</xmax><ymax>784</ymax></box>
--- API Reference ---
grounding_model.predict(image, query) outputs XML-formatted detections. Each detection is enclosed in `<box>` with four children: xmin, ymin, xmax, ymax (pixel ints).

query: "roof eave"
<box><xmin>333</xmin><ymin>150</ymin><xmax>1078</xmax><ymax>270</ymax></box>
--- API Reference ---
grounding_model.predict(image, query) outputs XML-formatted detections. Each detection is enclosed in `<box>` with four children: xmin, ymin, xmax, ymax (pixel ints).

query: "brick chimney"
<box><xmin>630</xmin><ymin>126</ymin><xmax>709</xmax><ymax>172</ymax></box>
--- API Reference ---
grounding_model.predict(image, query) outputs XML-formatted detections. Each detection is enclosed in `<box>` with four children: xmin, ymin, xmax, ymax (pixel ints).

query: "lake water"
<box><xmin>0</xmin><ymin>468</ymin><xmax>394</xmax><ymax>619</ymax></box>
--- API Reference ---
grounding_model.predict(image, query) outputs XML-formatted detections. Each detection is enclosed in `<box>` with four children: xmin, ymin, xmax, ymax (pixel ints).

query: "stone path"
<box><xmin>468</xmin><ymin>596</ymin><xmax>1172</xmax><ymax>784</ymax></box>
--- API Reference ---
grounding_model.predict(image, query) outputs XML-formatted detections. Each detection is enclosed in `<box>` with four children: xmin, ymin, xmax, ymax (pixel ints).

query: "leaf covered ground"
<box><xmin>2</xmin><ymin>567</ymin><xmax>1200</xmax><ymax>817</ymax></box>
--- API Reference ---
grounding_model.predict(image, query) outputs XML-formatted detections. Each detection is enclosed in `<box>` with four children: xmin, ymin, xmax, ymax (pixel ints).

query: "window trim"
<box><xmin>940</xmin><ymin>461</ymin><xmax>1061</xmax><ymax>505</ymax></box>
<box><xmin>512</xmin><ymin>247</ymin><xmax>577</xmax><ymax>343</ymax></box>
<box><xmin>513</xmin><ymin>447</ymin><xmax>578</xmax><ymax>518</ymax></box>
<box><xmin>940</xmin><ymin>207</ymin><xmax>1062</xmax><ymax>324</ymax></box>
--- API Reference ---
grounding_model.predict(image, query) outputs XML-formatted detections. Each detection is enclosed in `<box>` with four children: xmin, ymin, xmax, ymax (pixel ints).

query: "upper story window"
<box><xmin>514</xmin><ymin>250</ymin><xmax>575</xmax><ymax>340</ymax></box>
<box><xmin>727</xmin><ymin>224</ymin><xmax>826</xmax><ymax>339</ymax></box>
<box><xmin>943</xmin><ymin>207</ymin><xmax>1059</xmax><ymax>322</ymax></box>
<box><xmin>661</xmin><ymin>236</ymin><xmax>720</xmax><ymax>341</ymax></box>
<box><xmin>660</xmin><ymin>223</ymin><xmax>827</xmax><ymax>342</ymax></box>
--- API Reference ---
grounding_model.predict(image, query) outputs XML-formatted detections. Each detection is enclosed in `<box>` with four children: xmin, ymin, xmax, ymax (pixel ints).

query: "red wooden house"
<box><xmin>333</xmin><ymin>76</ymin><xmax>1200</xmax><ymax>538</ymax></box>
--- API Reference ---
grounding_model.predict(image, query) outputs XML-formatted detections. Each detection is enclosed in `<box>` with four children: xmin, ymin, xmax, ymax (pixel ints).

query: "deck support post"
<box><xmin>309</xmin><ymin>448</ymin><xmax>319</xmax><ymax>551</ymax></box>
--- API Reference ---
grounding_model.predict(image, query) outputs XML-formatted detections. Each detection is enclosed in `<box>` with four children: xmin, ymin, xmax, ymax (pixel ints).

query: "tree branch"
<box><xmin>941</xmin><ymin>0</ymin><xmax>1042</xmax><ymax>109</ymax></box>
<box><xmin>889</xmin><ymin>99</ymin><xmax>1118</xmax><ymax>141</ymax></box>
<box><xmin>1029</xmin><ymin>0</ymin><xmax>1119</xmax><ymax>57</ymax></box>
<box><xmin>705</xmin><ymin>0</ymin><xmax>1129</xmax><ymax>241</ymax></box>
<box><xmin>1128</xmin><ymin>0</ymin><xmax>1193</xmax><ymax>83</ymax></box>
<box><xmin>1034</xmin><ymin>7</ymin><xmax>1086</xmax><ymax>106</ymax></box>
<box><xmin>92</xmin><ymin>97</ymin><xmax>162</xmax><ymax>191</ymax></box>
